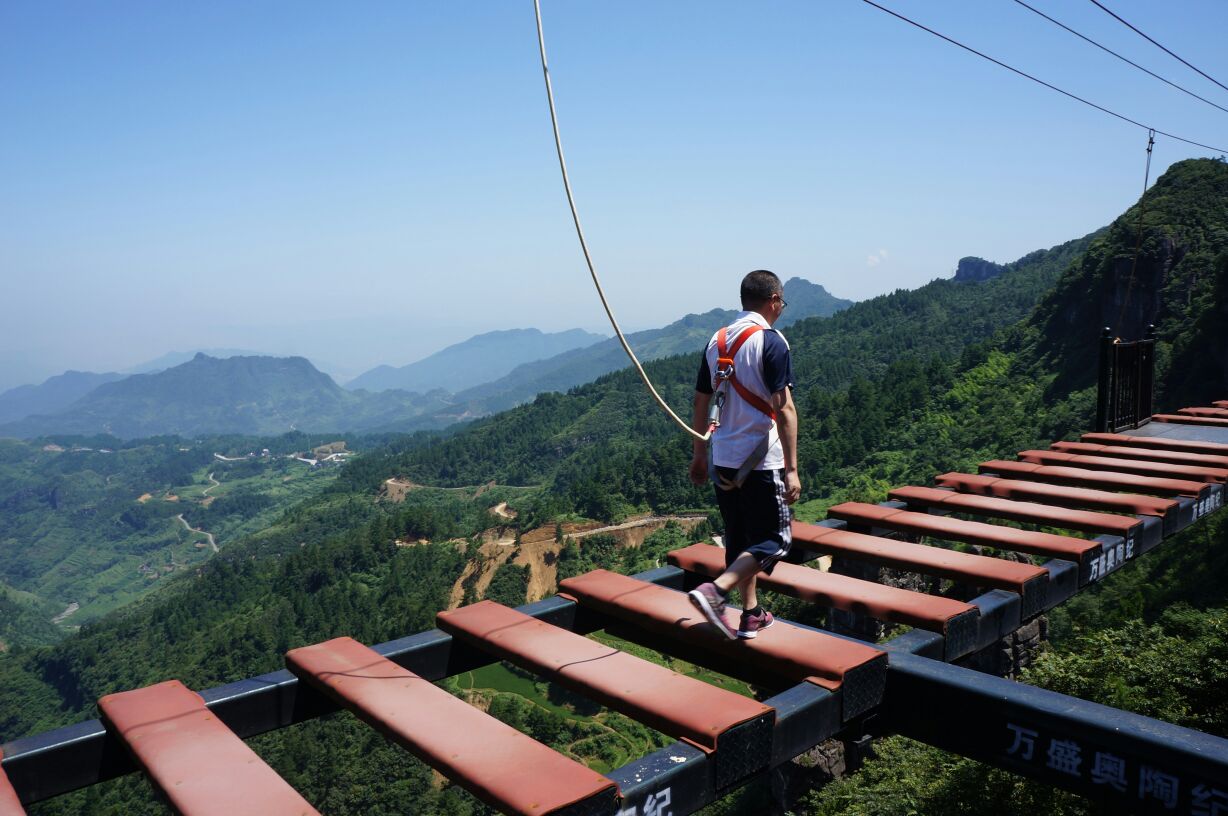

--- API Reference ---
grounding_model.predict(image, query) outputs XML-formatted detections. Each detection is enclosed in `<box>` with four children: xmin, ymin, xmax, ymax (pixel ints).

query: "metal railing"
<box><xmin>1095</xmin><ymin>325</ymin><xmax>1157</xmax><ymax>433</ymax></box>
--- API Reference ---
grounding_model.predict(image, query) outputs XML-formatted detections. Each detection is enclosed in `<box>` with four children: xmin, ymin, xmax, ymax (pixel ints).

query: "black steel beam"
<box><xmin>0</xmin><ymin>587</ymin><xmax>664</xmax><ymax>806</ymax></box>
<box><xmin>606</xmin><ymin>681</ymin><xmax>841</xmax><ymax>816</ymax></box>
<box><xmin>885</xmin><ymin>650</ymin><xmax>1228</xmax><ymax>814</ymax></box>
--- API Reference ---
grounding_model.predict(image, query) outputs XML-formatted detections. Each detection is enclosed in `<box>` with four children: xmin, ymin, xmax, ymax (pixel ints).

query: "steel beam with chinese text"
<box><xmin>885</xmin><ymin>650</ymin><xmax>1228</xmax><ymax>814</ymax></box>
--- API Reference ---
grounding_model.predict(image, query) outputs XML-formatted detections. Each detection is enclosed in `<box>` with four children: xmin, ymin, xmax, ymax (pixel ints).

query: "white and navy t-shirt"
<box><xmin>696</xmin><ymin>311</ymin><xmax>794</xmax><ymax>471</ymax></box>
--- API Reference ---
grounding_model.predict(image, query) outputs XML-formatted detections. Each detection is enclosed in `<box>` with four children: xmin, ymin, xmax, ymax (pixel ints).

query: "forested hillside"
<box><xmin>0</xmin><ymin>432</ymin><xmax>352</xmax><ymax>645</ymax></box>
<box><xmin>2</xmin><ymin>158</ymin><xmax>1225</xmax><ymax>815</ymax></box>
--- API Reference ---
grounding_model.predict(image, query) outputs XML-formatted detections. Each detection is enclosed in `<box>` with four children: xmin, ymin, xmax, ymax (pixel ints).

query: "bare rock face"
<box><xmin>954</xmin><ymin>256</ymin><xmax>1007</xmax><ymax>283</ymax></box>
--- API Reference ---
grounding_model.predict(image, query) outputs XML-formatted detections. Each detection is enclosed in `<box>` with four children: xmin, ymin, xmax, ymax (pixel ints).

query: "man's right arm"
<box><xmin>691</xmin><ymin>350</ymin><xmax>714</xmax><ymax>485</ymax></box>
<box><xmin>691</xmin><ymin>390</ymin><xmax>712</xmax><ymax>485</ymax></box>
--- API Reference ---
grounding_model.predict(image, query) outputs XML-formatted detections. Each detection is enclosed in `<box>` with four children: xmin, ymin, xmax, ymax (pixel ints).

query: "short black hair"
<box><xmin>740</xmin><ymin>269</ymin><xmax>782</xmax><ymax>309</ymax></box>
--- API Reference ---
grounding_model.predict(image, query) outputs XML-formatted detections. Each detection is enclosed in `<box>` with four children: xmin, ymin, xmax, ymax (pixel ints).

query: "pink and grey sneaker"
<box><xmin>688</xmin><ymin>582</ymin><xmax>736</xmax><ymax>640</ymax></box>
<box><xmin>737</xmin><ymin>608</ymin><xmax>774</xmax><ymax>639</ymax></box>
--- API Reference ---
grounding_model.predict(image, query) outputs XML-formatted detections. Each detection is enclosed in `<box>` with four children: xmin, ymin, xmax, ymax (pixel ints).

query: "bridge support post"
<box><xmin>1095</xmin><ymin>326</ymin><xmax>1114</xmax><ymax>432</ymax></box>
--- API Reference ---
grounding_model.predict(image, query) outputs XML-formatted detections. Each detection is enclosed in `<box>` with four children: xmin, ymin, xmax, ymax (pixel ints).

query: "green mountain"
<box><xmin>0</xmin><ymin>354</ymin><xmax>450</xmax><ymax>439</ymax></box>
<box><xmin>0</xmin><ymin>433</ymin><xmax>347</xmax><ymax>642</ymax></box>
<box><xmin>346</xmin><ymin>328</ymin><xmax>607</xmax><ymax>393</ymax></box>
<box><xmin>2</xmin><ymin>159</ymin><xmax>1225</xmax><ymax>815</ymax></box>
<box><xmin>0</xmin><ymin>371</ymin><xmax>126</xmax><ymax>425</ymax></box>
<box><xmin>1024</xmin><ymin>158</ymin><xmax>1228</xmax><ymax>406</ymax></box>
<box><xmin>123</xmin><ymin>348</ymin><xmax>265</xmax><ymax>374</ymax></box>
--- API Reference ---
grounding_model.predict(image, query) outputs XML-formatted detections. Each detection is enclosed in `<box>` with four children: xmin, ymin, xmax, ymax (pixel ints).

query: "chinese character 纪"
<box><xmin>1090</xmin><ymin>751</ymin><xmax>1127</xmax><ymax>793</ymax></box>
<box><xmin>1192</xmin><ymin>783</ymin><xmax>1228</xmax><ymax>816</ymax></box>
<box><xmin>1138</xmin><ymin>766</ymin><xmax>1179</xmax><ymax>809</ymax></box>
<box><xmin>1046</xmin><ymin>739</ymin><xmax>1082</xmax><ymax>777</ymax></box>
<box><xmin>643</xmin><ymin>788</ymin><xmax>672</xmax><ymax>816</ymax></box>
<box><xmin>1006</xmin><ymin>723</ymin><xmax>1038</xmax><ymax>761</ymax></box>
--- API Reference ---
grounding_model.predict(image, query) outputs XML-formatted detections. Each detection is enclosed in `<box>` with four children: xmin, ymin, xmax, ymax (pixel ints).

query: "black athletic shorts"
<box><xmin>712</xmin><ymin>466</ymin><xmax>793</xmax><ymax>574</ymax></box>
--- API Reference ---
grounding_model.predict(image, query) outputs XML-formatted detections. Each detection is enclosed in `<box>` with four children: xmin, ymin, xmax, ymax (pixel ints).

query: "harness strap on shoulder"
<box><xmin>715</xmin><ymin>326</ymin><xmax>776</xmax><ymax>419</ymax></box>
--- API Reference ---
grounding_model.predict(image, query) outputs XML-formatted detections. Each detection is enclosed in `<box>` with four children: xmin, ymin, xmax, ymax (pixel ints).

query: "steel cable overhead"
<box><xmin>859</xmin><ymin>0</ymin><xmax>1228</xmax><ymax>154</ymax></box>
<box><xmin>1087</xmin><ymin>0</ymin><xmax>1228</xmax><ymax>96</ymax></box>
<box><xmin>531</xmin><ymin>0</ymin><xmax>712</xmax><ymax>442</ymax></box>
<box><xmin>1011</xmin><ymin>0</ymin><xmax>1228</xmax><ymax>116</ymax></box>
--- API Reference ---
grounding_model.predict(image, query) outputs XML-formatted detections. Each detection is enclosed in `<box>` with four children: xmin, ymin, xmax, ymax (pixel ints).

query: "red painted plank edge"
<box><xmin>889</xmin><ymin>485</ymin><xmax>1141</xmax><ymax>538</ymax></box>
<box><xmin>827</xmin><ymin>501</ymin><xmax>1099</xmax><ymax>562</ymax></box>
<box><xmin>978</xmin><ymin>460</ymin><xmax>1209</xmax><ymax>498</ymax></box>
<box><xmin>1180</xmin><ymin>406</ymin><xmax>1228</xmax><ymax>418</ymax></box>
<box><xmin>668</xmin><ymin>542</ymin><xmax>975</xmax><ymax>634</ymax></box>
<box><xmin>1081</xmin><ymin>432</ymin><xmax>1228</xmax><ymax>457</ymax></box>
<box><xmin>1051</xmin><ymin>441</ymin><xmax>1228</xmax><ymax>469</ymax></box>
<box><xmin>286</xmin><ymin>637</ymin><xmax>617</xmax><ymax>816</ymax></box>
<box><xmin>1153</xmin><ymin>413</ymin><xmax>1228</xmax><ymax>428</ymax></box>
<box><xmin>1016</xmin><ymin>450</ymin><xmax>1227</xmax><ymax>483</ymax></box>
<box><xmin>935</xmin><ymin>472</ymin><xmax>1176</xmax><ymax>517</ymax></box>
<box><xmin>789</xmin><ymin>521</ymin><xmax>1047</xmax><ymax>594</ymax></box>
<box><xmin>557</xmin><ymin>569</ymin><xmax>883</xmax><ymax>692</ymax></box>
<box><xmin>98</xmin><ymin>680</ymin><xmax>319</xmax><ymax>816</ymax></box>
<box><xmin>437</xmin><ymin>600</ymin><xmax>772</xmax><ymax>752</ymax></box>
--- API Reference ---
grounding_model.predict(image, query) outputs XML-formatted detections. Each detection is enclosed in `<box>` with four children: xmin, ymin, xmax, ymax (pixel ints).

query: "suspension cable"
<box><xmin>1011</xmin><ymin>0</ymin><xmax>1228</xmax><ymax>117</ymax></box>
<box><xmin>859</xmin><ymin>0</ymin><xmax>1228</xmax><ymax>154</ymax></box>
<box><xmin>1115</xmin><ymin>129</ymin><xmax>1156</xmax><ymax>333</ymax></box>
<box><xmin>531</xmin><ymin>0</ymin><xmax>711</xmax><ymax>442</ymax></box>
<box><xmin>1088</xmin><ymin>0</ymin><xmax>1228</xmax><ymax>96</ymax></box>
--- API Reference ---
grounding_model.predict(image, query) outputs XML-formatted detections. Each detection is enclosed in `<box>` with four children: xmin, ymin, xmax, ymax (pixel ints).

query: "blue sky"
<box><xmin>2</xmin><ymin>1</ymin><xmax>1226</xmax><ymax>389</ymax></box>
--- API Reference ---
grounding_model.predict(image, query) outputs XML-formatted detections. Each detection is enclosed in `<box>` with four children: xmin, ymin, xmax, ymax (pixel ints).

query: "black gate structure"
<box><xmin>1096</xmin><ymin>325</ymin><xmax>1158</xmax><ymax>433</ymax></box>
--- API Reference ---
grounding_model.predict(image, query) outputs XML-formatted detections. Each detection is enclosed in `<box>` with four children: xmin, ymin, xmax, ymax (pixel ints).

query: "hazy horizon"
<box><xmin>5</xmin><ymin>1</ymin><xmax>1225</xmax><ymax>392</ymax></box>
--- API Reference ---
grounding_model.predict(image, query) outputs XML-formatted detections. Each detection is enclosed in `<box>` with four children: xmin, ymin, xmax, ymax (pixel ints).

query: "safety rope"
<box><xmin>1115</xmin><ymin>129</ymin><xmax>1156</xmax><ymax>334</ymax></box>
<box><xmin>531</xmin><ymin>0</ymin><xmax>712</xmax><ymax>442</ymax></box>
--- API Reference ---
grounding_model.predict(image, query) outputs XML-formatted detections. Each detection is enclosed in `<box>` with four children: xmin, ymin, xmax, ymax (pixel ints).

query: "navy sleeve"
<box><xmin>695</xmin><ymin>353</ymin><xmax>713</xmax><ymax>394</ymax></box>
<box><xmin>761</xmin><ymin>330</ymin><xmax>793</xmax><ymax>394</ymax></box>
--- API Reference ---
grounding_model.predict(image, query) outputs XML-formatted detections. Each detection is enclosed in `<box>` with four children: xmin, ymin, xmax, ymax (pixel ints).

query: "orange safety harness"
<box><xmin>714</xmin><ymin>325</ymin><xmax>776</xmax><ymax>419</ymax></box>
<box><xmin>707</xmin><ymin>324</ymin><xmax>777</xmax><ymax>490</ymax></box>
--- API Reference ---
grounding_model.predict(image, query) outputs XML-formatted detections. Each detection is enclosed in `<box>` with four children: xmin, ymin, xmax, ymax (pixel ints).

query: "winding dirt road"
<box><xmin>176</xmin><ymin>514</ymin><xmax>218</xmax><ymax>553</ymax></box>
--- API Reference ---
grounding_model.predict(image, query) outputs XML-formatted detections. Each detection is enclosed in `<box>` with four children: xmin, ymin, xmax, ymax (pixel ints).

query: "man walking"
<box><xmin>688</xmin><ymin>269</ymin><xmax>801</xmax><ymax>639</ymax></box>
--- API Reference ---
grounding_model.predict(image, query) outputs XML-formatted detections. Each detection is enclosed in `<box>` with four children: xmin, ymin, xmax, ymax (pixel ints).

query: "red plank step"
<box><xmin>1153</xmin><ymin>413</ymin><xmax>1228</xmax><ymax>428</ymax></box>
<box><xmin>789</xmin><ymin>521</ymin><xmax>1050</xmax><ymax>618</ymax></box>
<box><xmin>935</xmin><ymin>472</ymin><xmax>1177</xmax><ymax>518</ymax></box>
<box><xmin>1016</xmin><ymin>450</ymin><xmax>1227</xmax><ymax>483</ymax></box>
<box><xmin>436</xmin><ymin>600</ymin><xmax>774</xmax><ymax>756</ymax></box>
<box><xmin>978</xmin><ymin>460</ymin><xmax>1211</xmax><ymax>499</ymax></box>
<box><xmin>1179</xmin><ymin>406</ymin><xmax>1228</xmax><ymax>418</ymax></box>
<box><xmin>98</xmin><ymin>680</ymin><xmax>319</xmax><ymax>816</ymax></box>
<box><xmin>1215</xmin><ymin>400</ymin><xmax>1228</xmax><ymax>409</ymax></box>
<box><xmin>828</xmin><ymin>501</ymin><xmax>1100</xmax><ymax>579</ymax></box>
<box><xmin>889</xmin><ymin>485</ymin><xmax>1144</xmax><ymax>539</ymax></box>
<box><xmin>668</xmin><ymin>543</ymin><xmax>980</xmax><ymax>658</ymax></box>
<box><xmin>557</xmin><ymin>569</ymin><xmax>886</xmax><ymax>721</ymax></box>
<box><xmin>286</xmin><ymin>637</ymin><xmax>616</xmax><ymax>816</ymax></box>
<box><xmin>1081</xmin><ymin>432</ymin><xmax>1228</xmax><ymax>457</ymax></box>
<box><xmin>0</xmin><ymin>749</ymin><xmax>24</xmax><ymax>816</ymax></box>
<box><xmin>1052</xmin><ymin>440</ymin><xmax>1228</xmax><ymax>469</ymax></box>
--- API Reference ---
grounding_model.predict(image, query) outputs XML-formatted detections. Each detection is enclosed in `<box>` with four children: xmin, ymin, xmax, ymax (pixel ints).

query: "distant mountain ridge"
<box><xmin>0</xmin><ymin>278</ymin><xmax>849</xmax><ymax>439</ymax></box>
<box><xmin>346</xmin><ymin>328</ymin><xmax>605</xmax><ymax>393</ymax></box>
<box><xmin>125</xmin><ymin>348</ymin><xmax>265</xmax><ymax>374</ymax></box>
<box><xmin>433</xmin><ymin>278</ymin><xmax>853</xmax><ymax>420</ymax></box>
<box><xmin>0</xmin><ymin>370</ymin><xmax>126</xmax><ymax>425</ymax></box>
<box><xmin>0</xmin><ymin>354</ymin><xmax>448</xmax><ymax>439</ymax></box>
